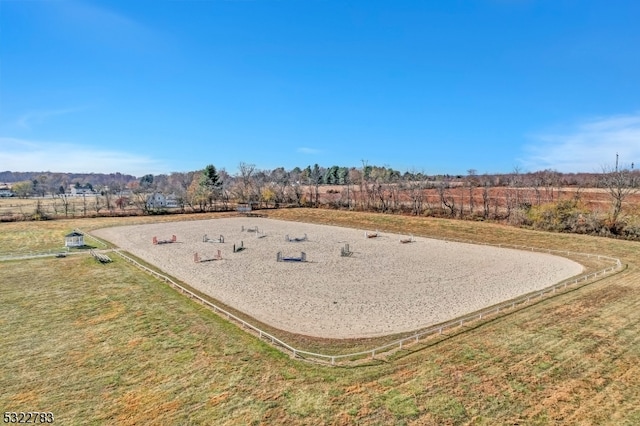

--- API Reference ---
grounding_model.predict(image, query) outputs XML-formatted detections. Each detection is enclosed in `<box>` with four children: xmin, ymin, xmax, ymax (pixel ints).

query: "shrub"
<box><xmin>527</xmin><ymin>200</ymin><xmax>589</xmax><ymax>233</ymax></box>
<box><xmin>622</xmin><ymin>224</ymin><xmax>640</xmax><ymax>239</ymax></box>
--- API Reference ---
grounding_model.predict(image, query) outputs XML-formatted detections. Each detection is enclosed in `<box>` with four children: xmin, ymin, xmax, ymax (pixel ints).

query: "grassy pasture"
<box><xmin>0</xmin><ymin>196</ymin><xmax>139</xmax><ymax>220</ymax></box>
<box><xmin>1</xmin><ymin>209</ymin><xmax>640</xmax><ymax>424</ymax></box>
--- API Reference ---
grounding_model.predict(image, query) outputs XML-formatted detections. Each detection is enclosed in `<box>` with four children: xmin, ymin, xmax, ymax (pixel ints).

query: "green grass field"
<box><xmin>1</xmin><ymin>209</ymin><xmax>639</xmax><ymax>424</ymax></box>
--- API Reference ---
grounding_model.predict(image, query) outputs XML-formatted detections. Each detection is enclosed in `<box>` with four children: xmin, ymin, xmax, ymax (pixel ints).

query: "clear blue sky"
<box><xmin>1</xmin><ymin>0</ymin><xmax>639</xmax><ymax>177</ymax></box>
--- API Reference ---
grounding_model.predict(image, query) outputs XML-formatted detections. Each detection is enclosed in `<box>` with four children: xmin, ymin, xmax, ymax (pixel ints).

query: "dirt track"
<box><xmin>93</xmin><ymin>217</ymin><xmax>584</xmax><ymax>338</ymax></box>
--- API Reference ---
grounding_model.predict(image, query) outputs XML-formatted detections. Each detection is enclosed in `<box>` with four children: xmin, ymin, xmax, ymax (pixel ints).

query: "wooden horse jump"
<box><xmin>194</xmin><ymin>250</ymin><xmax>222</xmax><ymax>263</ymax></box>
<box><xmin>400</xmin><ymin>235</ymin><xmax>415</xmax><ymax>244</ymax></box>
<box><xmin>153</xmin><ymin>235</ymin><xmax>177</xmax><ymax>245</ymax></box>
<box><xmin>285</xmin><ymin>233</ymin><xmax>307</xmax><ymax>242</ymax></box>
<box><xmin>241</xmin><ymin>225</ymin><xmax>259</xmax><ymax>233</ymax></box>
<box><xmin>203</xmin><ymin>234</ymin><xmax>224</xmax><ymax>243</ymax></box>
<box><xmin>233</xmin><ymin>241</ymin><xmax>245</xmax><ymax>253</ymax></box>
<box><xmin>277</xmin><ymin>251</ymin><xmax>307</xmax><ymax>262</ymax></box>
<box><xmin>340</xmin><ymin>243</ymin><xmax>353</xmax><ymax>257</ymax></box>
<box><xmin>365</xmin><ymin>230</ymin><xmax>380</xmax><ymax>238</ymax></box>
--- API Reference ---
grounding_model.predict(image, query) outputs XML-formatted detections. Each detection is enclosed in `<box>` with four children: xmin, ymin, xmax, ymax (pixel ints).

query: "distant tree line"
<box><xmin>2</xmin><ymin>162</ymin><xmax>639</xmax><ymax>239</ymax></box>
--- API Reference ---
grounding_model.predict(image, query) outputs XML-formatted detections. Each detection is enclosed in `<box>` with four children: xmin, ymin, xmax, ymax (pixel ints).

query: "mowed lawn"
<box><xmin>1</xmin><ymin>209</ymin><xmax>639</xmax><ymax>425</ymax></box>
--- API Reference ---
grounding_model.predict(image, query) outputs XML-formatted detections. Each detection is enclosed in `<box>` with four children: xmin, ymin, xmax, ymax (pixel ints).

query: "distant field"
<box><xmin>4</xmin><ymin>185</ymin><xmax>640</xmax><ymax>219</ymax></box>
<box><xmin>1</xmin><ymin>209</ymin><xmax>639</xmax><ymax>424</ymax></box>
<box><xmin>0</xmin><ymin>195</ymin><xmax>139</xmax><ymax>219</ymax></box>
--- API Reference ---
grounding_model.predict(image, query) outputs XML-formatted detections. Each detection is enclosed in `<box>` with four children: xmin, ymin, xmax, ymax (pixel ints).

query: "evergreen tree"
<box><xmin>139</xmin><ymin>174</ymin><xmax>154</xmax><ymax>189</ymax></box>
<box><xmin>201</xmin><ymin>164</ymin><xmax>221</xmax><ymax>189</ymax></box>
<box><xmin>200</xmin><ymin>164</ymin><xmax>223</xmax><ymax>210</ymax></box>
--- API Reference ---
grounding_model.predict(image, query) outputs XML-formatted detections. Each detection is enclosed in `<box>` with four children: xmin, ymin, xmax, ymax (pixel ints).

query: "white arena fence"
<box><xmin>1</xmin><ymin>228</ymin><xmax>625</xmax><ymax>364</ymax></box>
<box><xmin>85</xmin><ymin>228</ymin><xmax>624</xmax><ymax>366</ymax></box>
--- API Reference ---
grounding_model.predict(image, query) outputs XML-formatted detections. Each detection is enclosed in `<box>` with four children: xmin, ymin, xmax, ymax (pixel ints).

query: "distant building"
<box><xmin>166</xmin><ymin>194</ymin><xmax>178</xmax><ymax>208</ymax></box>
<box><xmin>0</xmin><ymin>184</ymin><xmax>14</xmax><ymax>197</ymax></box>
<box><xmin>146</xmin><ymin>192</ymin><xmax>178</xmax><ymax>209</ymax></box>
<box><xmin>70</xmin><ymin>185</ymin><xmax>96</xmax><ymax>196</ymax></box>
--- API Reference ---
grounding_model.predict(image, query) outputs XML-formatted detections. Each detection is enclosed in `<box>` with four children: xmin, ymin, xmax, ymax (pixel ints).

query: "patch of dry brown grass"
<box><xmin>1</xmin><ymin>208</ymin><xmax>639</xmax><ymax>424</ymax></box>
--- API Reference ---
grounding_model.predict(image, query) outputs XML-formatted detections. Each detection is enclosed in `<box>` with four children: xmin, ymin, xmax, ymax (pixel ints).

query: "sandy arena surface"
<box><xmin>92</xmin><ymin>217</ymin><xmax>584</xmax><ymax>339</ymax></box>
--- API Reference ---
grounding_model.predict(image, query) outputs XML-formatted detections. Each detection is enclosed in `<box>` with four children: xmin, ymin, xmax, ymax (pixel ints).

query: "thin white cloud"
<box><xmin>17</xmin><ymin>107</ymin><xmax>88</xmax><ymax>130</ymax></box>
<box><xmin>51</xmin><ymin>1</ymin><xmax>157</xmax><ymax>50</ymax></box>
<box><xmin>0</xmin><ymin>137</ymin><xmax>168</xmax><ymax>177</ymax></box>
<box><xmin>522</xmin><ymin>113</ymin><xmax>640</xmax><ymax>172</ymax></box>
<box><xmin>74</xmin><ymin>2</ymin><xmax>138</xmax><ymax>28</ymax></box>
<box><xmin>297</xmin><ymin>147</ymin><xmax>322</xmax><ymax>155</ymax></box>
<box><xmin>61</xmin><ymin>1</ymin><xmax>143</xmax><ymax>33</ymax></box>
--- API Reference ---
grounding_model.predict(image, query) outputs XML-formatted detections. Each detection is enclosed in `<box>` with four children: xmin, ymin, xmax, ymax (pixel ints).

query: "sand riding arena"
<box><xmin>92</xmin><ymin>218</ymin><xmax>584</xmax><ymax>339</ymax></box>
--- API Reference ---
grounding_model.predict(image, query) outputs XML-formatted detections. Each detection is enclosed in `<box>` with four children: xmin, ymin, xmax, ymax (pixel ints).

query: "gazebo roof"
<box><xmin>65</xmin><ymin>231</ymin><xmax>84</xmax><ymax>238</ymax></box>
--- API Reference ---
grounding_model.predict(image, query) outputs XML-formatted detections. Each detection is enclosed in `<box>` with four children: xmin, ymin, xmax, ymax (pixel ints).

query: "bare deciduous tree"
<box><xmin>93</xmin><ymin>192</ymin><xmax>103</xmax><ymax>215</ymax></box>
<box><xmin>601</xmin><ymin>165</ymin><xmax>639</xmax><ymax>224</ymax></box>
<box><xmin>482</xmin><ymin>180</ymin><xmax>491</xmax><ymax>219</ymax></box>
<box><xmin>129</xmin><ymin>181</ymin><xmax>152</xmax><ymax>214</ymax></box>
<box><xmin>405</xmin><ymin>171</ymin><xmax>428</xmax><ymax>216</ymax></box>
<box><xmin>437</xmin><ymin>181</ymin><xmax>456</xmax><ymax>217</ymax></box>
<box><xmin>239</xmin><ymin>162</ymin><xmax>256</xmax><ymax>204</ymax></box>
<box><xmin>466</xmin><ymin>169</ymin><xmax>477</xmax><ymax>215</ymax></box>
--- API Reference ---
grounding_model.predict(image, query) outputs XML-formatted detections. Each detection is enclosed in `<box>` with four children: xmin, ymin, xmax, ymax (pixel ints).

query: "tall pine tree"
<box><xmin>200</xmin><ymin>164</ymin><xmax>222</xmax><ymax>211</ymax></box>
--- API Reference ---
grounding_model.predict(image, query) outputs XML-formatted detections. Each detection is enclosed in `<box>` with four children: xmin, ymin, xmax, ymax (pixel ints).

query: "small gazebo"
<box><xmin>65</xmin><ymin>231</ymin><xmax>84</xmax><ymax>247</ymax></box>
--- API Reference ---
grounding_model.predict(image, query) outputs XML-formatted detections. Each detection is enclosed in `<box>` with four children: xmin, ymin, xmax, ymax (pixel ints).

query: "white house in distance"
<box><xmin>70</xmin><ymin>185</ymin><xmax>96</xmax><ymax>196</ymax></box>
<box><xmin>146</xmin><ymin>192</ymin><xmax>178</xmax><ymax>209</ymax></box>
<box><xmin>64</xmin><ymin>231</ymin><xmax>84</xmax><ymax>247</ymax></box>
<box><xmin>0</xmin><ymin>184</ymin><xmax>14</xmax><ymax>197</ymax></box>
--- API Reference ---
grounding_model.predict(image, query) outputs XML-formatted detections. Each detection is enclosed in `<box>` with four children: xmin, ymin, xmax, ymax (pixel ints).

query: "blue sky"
<box><xmin>1</xmin><ymin>0</ymin><xmax>640</xmax><ymax>177</ymax></box>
